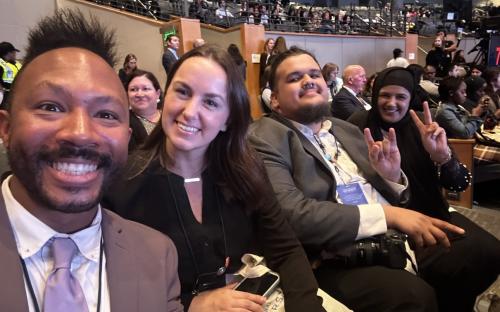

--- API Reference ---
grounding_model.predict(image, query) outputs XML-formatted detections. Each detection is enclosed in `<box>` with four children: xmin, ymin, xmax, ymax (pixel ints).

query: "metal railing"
<box><xmin>86</xmin><ymin>0</ymin><xmax>426</xmax><ymax>36</ymax></box>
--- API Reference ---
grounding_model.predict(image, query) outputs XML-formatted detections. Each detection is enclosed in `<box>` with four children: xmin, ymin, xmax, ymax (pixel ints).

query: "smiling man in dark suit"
<box><xmin>249</xmin><ymin>47</ymin><xmax>464</xmax><ymax>312</ymax></box>
<box><xmin>0</xmin><ymin>10</ymin><xmax>182</xmax><ymax>312</ymax></box>
<box><xmin>331</xmin><ymin>64</ymin><xmax>371</xmax><ymax>120</ymax></box>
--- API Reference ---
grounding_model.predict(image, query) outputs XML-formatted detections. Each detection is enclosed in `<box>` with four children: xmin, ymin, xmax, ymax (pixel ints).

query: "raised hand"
<box><xmin>189</xmin><ymin>284</ymin><xmax>266</xmax><ymax>312</ymax></box>
<box><xmin>364</xmin><ymin>127</ymin><xmax>401</xmax><ymax>183</ymax></box>
<box><xmin>409</xmin><ymin>102</ymin><xmax>450</xmax><ymax>164</ymax></box>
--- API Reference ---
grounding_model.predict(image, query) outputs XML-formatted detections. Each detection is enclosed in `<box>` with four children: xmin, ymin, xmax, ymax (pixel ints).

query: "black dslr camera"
<box><xmin>344</xmin><ymin>229</ymin><xmax>408</xmax><ymax>269</ymax></box>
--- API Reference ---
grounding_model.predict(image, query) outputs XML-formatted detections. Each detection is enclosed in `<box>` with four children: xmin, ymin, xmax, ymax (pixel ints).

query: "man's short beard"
<box><xmin>7</xmin><ymin>143</ymin><xmax>122</xmax><ymax>214</ymax></box>
<box><xmin>291</xmin><ymin>102</ymin><xmax>331</xmax><ymax>125</ymax></box>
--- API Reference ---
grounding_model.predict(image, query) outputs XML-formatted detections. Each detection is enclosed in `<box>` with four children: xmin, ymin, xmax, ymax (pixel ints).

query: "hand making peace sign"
<box><xmin>409</xmin><ymin>102</ymin><xmax>451</xmax><ymax>165</ymax></box>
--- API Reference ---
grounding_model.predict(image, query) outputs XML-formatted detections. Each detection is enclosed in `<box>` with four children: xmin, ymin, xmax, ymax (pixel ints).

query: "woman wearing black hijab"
<box><xmin>349</xmin><ymin>67</ymin><xmax>460</xmax><ymax>219</ymax></box>
<box><xmin>348</xmin><ymin>67</ymin><xmax>500</xmax><ymax>312</ymax></box>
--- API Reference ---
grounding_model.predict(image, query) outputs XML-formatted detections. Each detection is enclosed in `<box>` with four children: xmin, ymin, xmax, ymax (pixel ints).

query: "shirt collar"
<box><xmin>2</xmin><ymin>175</ymin><xmax>103</xmax><ymax>262</ymax></box>
<box><xmin>343</xmin><ymin>85</ymin><xmax>358</xmax><ymax>96</ymax></box>
<box><xmin>289</xmin><ymin>118</ymin><xmax>333</xmax><ymax>139</ymax></box>
<box><xmin>168</xmin><ymin>47</ymin><xmax>178</xmax><ymax>57</ymax></box>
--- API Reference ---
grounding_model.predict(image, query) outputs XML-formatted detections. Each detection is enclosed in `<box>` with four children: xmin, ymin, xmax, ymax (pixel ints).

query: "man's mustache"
<box><xmin>37</xmin><ymin>143</ymin><xmax>112</xmax><ymax>169</ymax></box>
<box><xmin>299</xmin><ymin>82</ymin><xmax>320</xmax><ymax>97</ymax></box>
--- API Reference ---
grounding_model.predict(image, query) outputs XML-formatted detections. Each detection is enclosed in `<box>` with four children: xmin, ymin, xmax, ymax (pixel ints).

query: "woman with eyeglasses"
<box><xmin>104</xmin><ymin>45</ymin><xmax>325</xmax><ymax>312</ymax></box>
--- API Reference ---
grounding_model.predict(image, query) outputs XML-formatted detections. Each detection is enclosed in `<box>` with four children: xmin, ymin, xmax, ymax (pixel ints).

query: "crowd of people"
<box><xmin>1</xmin><ymin>7</ymin><xmax>500</xmax><ymax>312</ymax></box>
<box><xmin>187</xmin><ymin>0</ymin><xmax>416</xmax><ymax>33</ymax></box>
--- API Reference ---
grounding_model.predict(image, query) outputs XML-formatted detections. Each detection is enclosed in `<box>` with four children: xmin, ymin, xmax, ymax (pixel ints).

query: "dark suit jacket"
<box><xmin>162</xmin><ymin>49</ymin><xmax>178</xmax><ymax>76</ymax></box>
<box><xmin>331</xmin><ymin>87</ymin><xmax>367</xmax><ymax>120</ymax></box>
<box><xmin>249</xmin><ymin>113</ymin><xmax>404</xmax><ymax>259</ymax></box>
<box><xmin>0</xmin><ymin>191</ymin><xmax>183</xmax><ymax>312</ymax></box>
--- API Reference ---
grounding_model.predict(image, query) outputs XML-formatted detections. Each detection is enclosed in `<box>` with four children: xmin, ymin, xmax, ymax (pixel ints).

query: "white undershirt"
<box><xmin>292</xmin><ymin>119</ymin><xmax>409</xmax><ymax>240</ymax></box>
<box><xmin>2</xmin><ymin>175</ymin><xmax>111</xmax><ymax>312</ymax></box>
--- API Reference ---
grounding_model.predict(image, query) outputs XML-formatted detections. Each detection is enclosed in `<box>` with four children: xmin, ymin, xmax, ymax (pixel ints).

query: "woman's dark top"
<box><xmin>103</xmin><ymin>156</ymin><xmax>324</xmax><ymax>311</ymax></box>
<box><xmin>259</xmin><ymin>52</ymin><xmax>269</xmax><ymax>89</ymax></box>
<box><xmin>118</xmin><ymin>68</ymin><xmax>130</xmax><ymax>87</ymax></box>
<box><xmin>426</xmin><ymin>48</ymin><xmax>450</xmax><ymax>77</ymax></box>
<box><xmin>348</xmin><ymin>109</ymin><xmax>454</xmax><ymax>220</ymax></box>
<box><xmin>128</xmin><ymin>111</ymin><xmax>149</xmax><ymax>152</ymax></box>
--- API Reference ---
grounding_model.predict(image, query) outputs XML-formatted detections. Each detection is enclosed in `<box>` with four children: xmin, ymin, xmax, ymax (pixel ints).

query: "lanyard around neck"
<box><xmin>166</xmin><ymin>173</ymin><xmax>229</xmax><ymax>286</ymax></box>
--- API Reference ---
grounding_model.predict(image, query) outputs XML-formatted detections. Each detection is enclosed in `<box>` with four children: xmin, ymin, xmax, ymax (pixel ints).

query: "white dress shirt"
<box><xmin>2</xmin><ymin>176</ymin><xmax>111</xmax><ymax>312</ymax></box>
<box><xmin>291</xmin><ymin>119</ymin><xmax>409</xmax><ymax>240</ymax></box>
<box><xmin>386</xmin><ymin>57</ymin><xmax>410</xmax><ymax>68</ymax></box>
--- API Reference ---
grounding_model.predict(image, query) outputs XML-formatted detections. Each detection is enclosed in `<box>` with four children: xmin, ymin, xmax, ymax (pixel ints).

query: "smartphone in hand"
<box><xmin>234</xmin><ymin>271</ymin><xmax>280</xmax><ymax>297</ymax></box>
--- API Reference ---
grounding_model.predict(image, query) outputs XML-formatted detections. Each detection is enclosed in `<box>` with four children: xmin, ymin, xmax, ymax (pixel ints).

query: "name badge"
<box><xmin>337</xmin><ymin>182</ymin><xmax>368</xmax><ymax>205</ymax></box>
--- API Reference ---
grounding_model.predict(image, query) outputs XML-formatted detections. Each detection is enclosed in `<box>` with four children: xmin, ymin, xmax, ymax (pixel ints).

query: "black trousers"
<box><xmin>315</xmin><ymin>264</ymin><xmax>438</xmax><ymax>312</ymax></box>
<box><xmin>315</xmin><ymin>212</ymin><xmax>500</xmax><ymax>312</ymax></box>
<box><xmin>417</xmin><ymin>212</ymin><xmax>500</xmax><ymax>312</ymax></box>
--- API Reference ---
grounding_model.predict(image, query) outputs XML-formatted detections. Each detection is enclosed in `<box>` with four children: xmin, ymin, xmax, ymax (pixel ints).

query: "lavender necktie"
<box><xmin>43</xmin><ymin>238</ymin><xmax>89</xmax><ymax>312</ymax></box>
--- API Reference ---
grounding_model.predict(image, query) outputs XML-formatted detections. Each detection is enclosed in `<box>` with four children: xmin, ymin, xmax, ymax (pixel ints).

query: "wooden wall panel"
<box><xmin>241</xmin><ymin>24</ymin><xmax>265</xmax><ymax>120</ymax></box>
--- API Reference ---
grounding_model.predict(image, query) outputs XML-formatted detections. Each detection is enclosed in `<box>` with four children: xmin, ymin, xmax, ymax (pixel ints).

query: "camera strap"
<box><xmin>404</xmin><ymin>249</ymin><xmax>418</xmax><ymax>273</ymax></box>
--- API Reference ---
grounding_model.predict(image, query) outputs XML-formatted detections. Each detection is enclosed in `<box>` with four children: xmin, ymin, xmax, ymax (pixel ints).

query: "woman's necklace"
<box><xmin>136</xmin><ymin>110</ymin><xmax>160</xmax><ymax>135</ymax></box>
<box><xmin>166</xmin><ymin>163</ymin><xmax>204</xmax><ymax>184</ymax></box>
<box><xmin>136</xmin><ymin>109</ymin><xmax>160</xmax><ymax>123</ymax></box>
<box><xmin>184</xmin><ymin>168</ymin><xmax>204</xmax><ymax>183</ymax></box>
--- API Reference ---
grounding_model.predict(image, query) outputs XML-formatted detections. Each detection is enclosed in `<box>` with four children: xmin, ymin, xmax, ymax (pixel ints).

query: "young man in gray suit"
<box><xmin>249</xmin><ymin>47</ymin><xmax>464</xmax><ymax>312</ymax></box>
<box><xmin>0</xmin><ymin>10</ymin><xmax>182</xmax><ymax>312</ymax></box>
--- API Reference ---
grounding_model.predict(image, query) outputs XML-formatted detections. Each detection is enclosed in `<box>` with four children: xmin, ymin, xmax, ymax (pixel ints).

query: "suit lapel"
<box><xmin>0</xmin><ymin>192</ymin><xmax>31</xmax><ymax>311</ymax></box>
<box><xmin>333</xmin><ymin>121</ymin><xmax>374</xmax><ymax>176</ymax></box>
<box><xmin>271</xmin><ymin>113</ymin><xmax>334</xmax><ymax>178</ymax></box>
<box><xmin>102</xmin><ymin>209</ymin><xmax>139</xmax><ymax>312</ymax></box>
<box><xmin>350</xmin><ymin>91</ymin><xmax>366</xmax><ymax>109</ymax></box>
<box><xmin>340</xmin><ymin>87</ymin><xmax>365</xmax><ymax>109</ymax></box>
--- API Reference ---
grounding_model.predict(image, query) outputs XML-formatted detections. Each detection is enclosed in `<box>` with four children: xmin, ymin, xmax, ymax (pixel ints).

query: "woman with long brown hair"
<box><xmin>267</xmin><ymin>36</ymin><xmax>287</xmax><ymax>68</ymax></box>
<box><xmin>118</xmin><ymin>53</ymin><xmax>138</xmax><ymax>86</ymax></box>
<box><xmin>104</xmin><ymin>45</ymin><xmax>324</xmax><ymax>312</ymax></box>
<box><xmin>259</xmin><ymin>38</ymin><xmax>275</xmax><ymax>88</ymax></box>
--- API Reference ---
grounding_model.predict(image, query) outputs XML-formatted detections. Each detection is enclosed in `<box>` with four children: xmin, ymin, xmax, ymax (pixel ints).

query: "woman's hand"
<box><xmin>410</xmin><ymin>102</ymin><xmax>450</xmax><ymax>164</ymax></box>
<box><xmin>189</xmin><ymin>284</ymin><xmax>266</xmax><ymax>312</ymax></box>
<box><xmin>364</xmin><ymin>127</ymin><xmax>401</xmax><ymax>183</ymax></box>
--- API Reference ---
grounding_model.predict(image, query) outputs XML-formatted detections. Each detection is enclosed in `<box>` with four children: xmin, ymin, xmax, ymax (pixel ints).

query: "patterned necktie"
<box><xmin>43</xmin><ymin>238</ymin><xmax>89</xmax><ymax>312</ymax></box>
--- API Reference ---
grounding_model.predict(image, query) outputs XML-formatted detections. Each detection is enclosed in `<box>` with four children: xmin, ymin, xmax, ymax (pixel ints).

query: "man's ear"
<box><xmin>270</xmin><ymin>92</ymin><xmax>280</xmax><ymax>112</ymax></box>
<box><xmin>0</xmin><ymin>110</ymin><xmax>11</xmax><ymax>149</ymax></box>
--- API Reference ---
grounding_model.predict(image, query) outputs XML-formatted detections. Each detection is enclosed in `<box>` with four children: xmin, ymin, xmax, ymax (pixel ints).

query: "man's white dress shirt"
<box><xmin>2</xmin><ymin>176</ymin><xmax>111</xmax><ymax>312</ymax></box>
